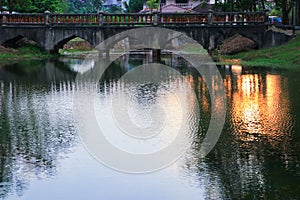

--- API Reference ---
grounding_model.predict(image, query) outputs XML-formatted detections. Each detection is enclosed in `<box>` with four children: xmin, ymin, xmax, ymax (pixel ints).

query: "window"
<box><xmin>175</xmin><ymin>0</ymin><xmax>188</xmax><ymax>3</ymax></box>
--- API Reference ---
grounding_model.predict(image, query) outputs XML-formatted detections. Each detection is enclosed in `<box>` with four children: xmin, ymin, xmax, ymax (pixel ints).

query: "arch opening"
<box><xmin>2</xmin><ymin>35</ymin><xmax>25</xmax><ymax>48</ymax></box>
<box><xmin>56</xmin><ymin>36</ymin><xmax>93</xmax><ymax>55</ymax></box>
<box><xmin>1</xmin><ymin>35</ymin><xmax>45</xmax><ymax>54</ymax></box>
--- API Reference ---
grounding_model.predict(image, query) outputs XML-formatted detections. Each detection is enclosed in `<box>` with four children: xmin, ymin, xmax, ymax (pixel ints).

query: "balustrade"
<box><xmin>0</xmin><ymin>11</ymin><xmax>267</xmax><ymax>27</ymax></box>
<box><xmin>212</xmin><ymin>12</ymin><xmax>266</xmax><ymax>25</ymax></box>
<box><xmin>102</xmin><ymin>14</ymin><xmax>153</xmax><ymax>25</ymax></box>
<box><xmin>0</xmin><ymin>13</ymin><xmax>45</xmax><ymax>25</ymax></box>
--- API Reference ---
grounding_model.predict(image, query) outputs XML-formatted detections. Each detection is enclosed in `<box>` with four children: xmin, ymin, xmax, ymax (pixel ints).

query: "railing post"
<box><xmin>153</xmin><ymin>12</ymin><xmax>159</xmax><ymax>26</ymax></box>
<box><xmin>44</xmin><ymin>10</ymin><xmax>50</xmax><ymax>25</ymax></box>
<box><xmin>243</xmin><ymin>12</ymin><xmax>247</xmax><ymax>25</ymax></box>
<box><xmin>99</xmin><ymin>11</ymin><xmax>104</xmax><ymax>26</ymax></box>
<box><xmin>264</xmin><ymin>9</ymin><xmax>269</xmax><ymax>25</ymax></box>
<box><xmin>208</xmin><ymin>9</ymin><xmax>213</xmax><ymax>25</ymax></box>
<box><xmin>233</xmin><ymin>14</ymin><xmax>237</xmax><ymax>25</ymax></box>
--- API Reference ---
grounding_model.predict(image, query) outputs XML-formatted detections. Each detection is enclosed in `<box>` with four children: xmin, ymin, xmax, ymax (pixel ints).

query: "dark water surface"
<box><xmin>0</xmin><ymin>56</ymin><xmax>299</xmax><ymax>199</ymax></box>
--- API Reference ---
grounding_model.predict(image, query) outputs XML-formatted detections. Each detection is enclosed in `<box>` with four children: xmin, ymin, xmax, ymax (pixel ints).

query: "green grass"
<box><xmin>0</xmin><ymin>44</ymin><xmax>57</xmax><ymax>61</ymax></box>
<box><xmin>217</xmin><ymin>34</ymin><xmax>300</xmax><ymax>70</ymax></box>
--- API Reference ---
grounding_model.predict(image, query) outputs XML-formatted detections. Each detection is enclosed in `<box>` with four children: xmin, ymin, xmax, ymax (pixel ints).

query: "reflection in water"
<box><xmin>0</xmin><ymin>58</ymin><xmax>299</xmax><ymax>199</ymax></box>
<box><xmin>0</xmin><ymin>81</ymin><xmax>76</xmax><ymax>198</ymax></box>
<box><xmin>228</xmin><ymin>71</ymin><xmax>293</xmax><ymax>144</ymax></box>
<box><xmin>61</xmin><ymin>58</ymin><xmax>95</xmax><ymax>74</ymax></box>
<box><xmin>93</xmin><ymin>64</ymin><xmax>199</xmax><ymax>155</ymax></box>
<box><xmin>180</xmin><ymin>65</ymin><xmax>299</xmax><ymax>199</ymax></box>
<box><xmin>204</xmin><ymin>66</ymin><xmax>299</xmax><ymax>199</ymax></box>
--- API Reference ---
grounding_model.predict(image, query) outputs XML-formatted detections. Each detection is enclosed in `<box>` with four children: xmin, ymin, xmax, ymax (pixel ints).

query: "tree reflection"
<box><xmin>0</xmin><ymin>61</ymin><xmax>77</xmax><ymax>198</ymax></box>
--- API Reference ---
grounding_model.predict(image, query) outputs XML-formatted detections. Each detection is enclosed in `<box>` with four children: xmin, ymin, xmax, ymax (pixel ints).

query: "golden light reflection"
<box><xmin>231</xmin><ymin>65</ymin><xmax>243</xmax><ymax>75</ymax></box>
<box><xmin>227</xmin><ymin>71</ymin><xmax>292</xmax><ymax>145</ymax></box>
<box><xmin>184</xmin><ymin>67</ymin><xmax>292</xmax><ymax>146</ymax></box>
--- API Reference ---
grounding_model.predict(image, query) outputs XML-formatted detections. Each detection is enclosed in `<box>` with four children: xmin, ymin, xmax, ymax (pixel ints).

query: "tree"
<box><xmin>214</xmin><ymin>0</ymin><xmax>265</xmax><ymax>12</ymax></box>
<box><xmin>213</xmin><ymin>0</ymin><xmax>297</xmax><ymax>25</ymax></box>
<box><xmin>67</xmin><ymin>0</ymin><xmax>102</xmax><ymax>13</ymax></box>
<box><xmin>7</xmin><ymin>0</ymin><xmax>12</xmax><ymax>13</ymax></box>
<box><xmin>86</xmin><ymin>0</ymin><xmax>102</xmax><ymax>13</ymax></box>
<box><xmin>11</xmin><ymin>0</ymin><xmax>34</xmax><ymax>13</ymax></box>
<box><xmin>127</xmin><ymin>0</ymin><xmax>144</xmax><ymax>13</ymax></box>
<box><xmin>274</xmin><ymin>0</ymin><xmax>295</xmax><ymax>24</ymax></box>
<box><xmin>3</xmin><ymin>0</ymin><xmax>67</xmax><ymax>13</ymax></box>
<box><xmin>110</xmin><ymin>5</ymin><xmax>123</xmax><ymax>13</ymax></box>
<box><xmin>146</xmin><ymin>0</ymin><xmax>158</xmax><ymax>12</ymax></box>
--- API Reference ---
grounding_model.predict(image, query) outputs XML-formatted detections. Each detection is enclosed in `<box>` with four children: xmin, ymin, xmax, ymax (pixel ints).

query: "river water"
<box><xmin>0</xmin><ymin>55</ymin><xmax>299</xmax><ymax>199</ymax></box>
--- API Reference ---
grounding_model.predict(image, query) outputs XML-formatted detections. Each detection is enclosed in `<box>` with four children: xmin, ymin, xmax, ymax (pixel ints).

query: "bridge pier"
<box><xmin>209</xmin><ymin>35</ymin><xmax>216</xmax><ymax>52</ymax></box>
<box><xmin>152</xmin><ymin>49</ymin><xmax>161</xmax><ymax>63</ymax></box>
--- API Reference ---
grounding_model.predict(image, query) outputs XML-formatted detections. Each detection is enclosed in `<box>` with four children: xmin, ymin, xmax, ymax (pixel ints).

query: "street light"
<box><xmin>296</xmin><ymin>0</ymin><xmax>299</xmax><ymax>25</ymax></box>
<box><xmin>293</xmin><ymin>0</ymin><xmax>297</xmax><ymax>27</ymax></box>
<box><xmin>159</xmin><ymin>0</ymin><xmax>162</xmax><ymax>13</ymax></box>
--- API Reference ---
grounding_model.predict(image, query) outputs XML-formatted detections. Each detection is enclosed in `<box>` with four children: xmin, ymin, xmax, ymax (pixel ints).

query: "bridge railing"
<box><xmin>212</xmin><ymin>12</ymin><xmax>266</xmax><ymax>25</ymax></box>
<box><xmin>102</xmin><ymin>13</ymin><xmax>154</xmax><ymax>25</ymax></box>
<box><xmin>160</xmin><ymin>13</ymin><xmax>209</xmax><ymax>25</ymax></box>
<box><xmin>50</xmin><ymin>14</ymin><xmax>99</xmax><ymax>25</ymax></box>
<box><xmin>0</xmin><ymin>13</ymin><xmax>45</xmax><ymax>25</ymax></box>
<box><xmin>0</xmin><ymin>11</ymin><xmax>267</xmax><ymax>27</ymax></box>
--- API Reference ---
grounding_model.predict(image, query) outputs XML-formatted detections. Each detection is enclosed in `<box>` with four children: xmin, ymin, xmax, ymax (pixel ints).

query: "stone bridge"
<box><xmin>0</xmin><ymin>12</ymin><xmax>273</xmax><ymax>53</ymax></box>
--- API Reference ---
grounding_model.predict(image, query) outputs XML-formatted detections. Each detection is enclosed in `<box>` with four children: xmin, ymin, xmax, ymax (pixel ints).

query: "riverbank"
<box><xmin>0</xmin><ymin>38</ymin><xmax>91</xmax><ymax>62</ymax></box>
<box><xmin>0</xmin><ymin>44</ymin><xmax>57</xmax><ymax>63</ymax></box>
<box><xmin>216</xmin><ymin>34</ymin><xmax>300</xmax><ymax>70</ymax></box>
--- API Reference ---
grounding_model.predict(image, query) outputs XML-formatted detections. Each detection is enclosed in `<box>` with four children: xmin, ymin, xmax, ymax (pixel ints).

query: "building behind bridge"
<box><xmin>102</xmin><ymin>0</ymin><xmax>130</xmax><ymax>12</ymax></box>
<box><xmin>141</xmin><ymin>0</ymin><xmax>219</xmax><ymax>13</ymax></box>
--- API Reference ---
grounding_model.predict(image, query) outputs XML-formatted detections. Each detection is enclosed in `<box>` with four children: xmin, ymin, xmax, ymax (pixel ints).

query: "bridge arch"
<box><xmin>54</xmin><ymin>35</ymin><xmax>93</xmax><ymax>53</ymax></box>
<box><xmin>0</xmin><ymin>33</ymin><xmax>45</xmax><ymax>50</ymax></box>
<box><xmin>1</xmin><ymin>35</ymin><xmax>24</xmax><ymax>47</ymax></box>
<box><xmin>45</xmin><ymin>28</ymin><xmax>100</xmax><ymax>53</ymax></box>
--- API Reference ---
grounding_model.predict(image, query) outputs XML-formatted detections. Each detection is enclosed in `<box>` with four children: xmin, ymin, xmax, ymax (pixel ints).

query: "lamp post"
<box><xmin>293</xmin><ymin>0</ymin><xmax>298</xmax><ymax>27</ymax></box>
<box><xmin>159</xmin><ymin>0</ymin><xmax>162</xmax><ymax>13</ymax></box>
<box><xmin>296</xmin><ymin>0</ymin><xmax>299</xmax><ymax>25</ymax></box>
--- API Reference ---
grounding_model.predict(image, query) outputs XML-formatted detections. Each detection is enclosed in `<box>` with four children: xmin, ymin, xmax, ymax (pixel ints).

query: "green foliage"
<box><xmin>270</xmin><ymin>9</ymin><xmax>280</xmax><ymax>16</ymax></box>
<box><xmin>66</xmin><ymin>0</ymin><xmax>102</xmax><ymax>13</ymax></box>
<box><xmin>126</xmin><ymin>0</ymin><xmax>144</xmax><ymax>13</ymax></box>
<box><xmin>213</xmin><ymin>0</ymin><xmax>266</xmax><ymax>12</ymax></box>
<box><xmin>10</xmin><ymin>0</ymin><xmax>34</xmax><ymax>13</ymax></box>
<box><xmin>146</xmin><ymin>0</ymin><xmax>158</xmax><ymax>12</ymax></box>
<box><xmin>0</xmin><ymin>44</ymin><xmax>56</xmax><ymax>60</ymax></box>
<box><xmin>110</xmin><ymin>5</ymin><xmax>123</xmax><ymax>14</ymax></box>
<box><xmin>273</xmin><ymin>0</ymin><xmax>295</xmax><ymax>24</ymax></box>
<box><xmin>3</xmin><ymin>0</ymin><xmax>102</xmax><ymax>13</ymax></box>
<box><xmin>3</xmin><ymin>0</ymin><xmax>68</xmax><ymax>13</ymax></box>
<box><xmin>213</xmin><ymin>0</ymin><xmax>297</xmax><ymax>25</ymax></box>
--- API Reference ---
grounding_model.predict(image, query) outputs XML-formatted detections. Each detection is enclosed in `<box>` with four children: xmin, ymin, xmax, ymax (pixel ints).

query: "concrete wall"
<box><xmin>263</xmin><ymin>29</ymin><xmax>294</xmax><ymax>48</ymax></box>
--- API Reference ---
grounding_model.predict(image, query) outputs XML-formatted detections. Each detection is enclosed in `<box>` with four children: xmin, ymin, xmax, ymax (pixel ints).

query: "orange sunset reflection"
<box><xmin>225</xmin><ymin>67</ymin><xmax>293</xmax><ymax>145</ymax></box>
